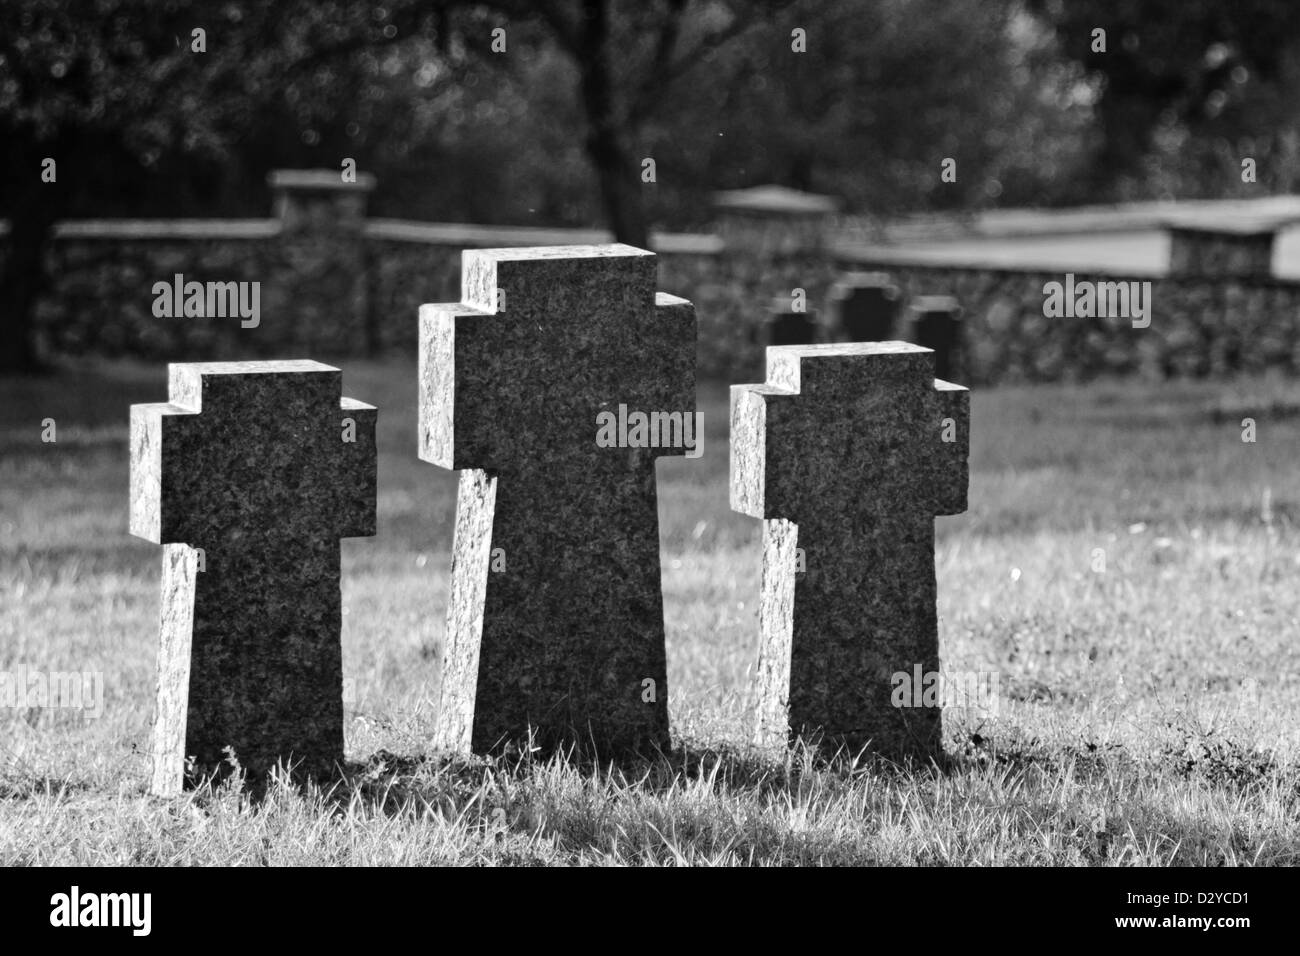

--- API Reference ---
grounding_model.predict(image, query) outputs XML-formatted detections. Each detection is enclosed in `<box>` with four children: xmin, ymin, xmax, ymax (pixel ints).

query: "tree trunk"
<box><xmin>577</xmin><ymin>0</ymin><xmax>649</xmax><ymax>249</ymax></box>
<box><xmin>584</xmin><ymin>123</ymin><xmax>649</xmax><ymax>248</ymax></box>
<box><xmin>0</xmin><ymin>158</ymin><xmax>60</xmax><ymax>374</ymax></box>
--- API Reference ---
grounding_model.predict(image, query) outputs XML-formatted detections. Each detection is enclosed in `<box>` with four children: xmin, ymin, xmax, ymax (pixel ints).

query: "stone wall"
<box><xmin>844</xmin><ymin>258</ymin><xmax>1300</xmax><ymax>384</ymax></box>
<box><xmin>35</xmin><ymin>224</ymin><xmax>381</xmax><ymax>361</ymax></box>
<box><xmin>9</xmin><ymin>172</ymin><xmax>1300</xmax><ymax>385</ymax></box>
<box><xmin>21</xmin><ymin>211</ymin><xmax>801</xmax><ymax>380</ymax></box>
<box><xmin>37</xmin><ymin>222</ymin><xmax>281</xmax><ymax>360</ymax></box>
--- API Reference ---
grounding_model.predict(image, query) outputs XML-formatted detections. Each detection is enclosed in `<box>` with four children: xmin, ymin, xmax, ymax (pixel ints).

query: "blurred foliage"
<box><xmin>3</xmin><ymin>0</ymin><xmax>1300</xmax><ymax>224</ymax></box>
<box><xmin>1030</xmin><ymin>0</ymin><xmax>1300</xmax><ymax>201</ymax></box>
<box><xmin>650</xmin><ymin>0</ymin><xmax>1093</xmax><ymax>225</ymax></box>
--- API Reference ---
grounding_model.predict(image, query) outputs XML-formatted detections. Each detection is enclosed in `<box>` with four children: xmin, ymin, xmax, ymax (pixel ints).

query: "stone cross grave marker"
<box><xmin>731</xmin><ymin>342</ymin><xmax>968</xmax><ymax>759</ymax></box>
<box><xmin>831</xmin><ymin>272</ymin><xmax>900</xmax><ymax>342</ymax></box>
<box><xmin>130</xmin><ymin>361</ymin><xmax>376</xmax><ymax>795</ymax></box>
<box><xmin>419</xmin><ymin>244</ymin><xmax>695</xmax><ymax>757</ymax></box>
<box><xmin>764</xmin><ymin>295</ymin><xmax>821</xmax><ymax>347</ymax></box>
<box><xmin>907</xmin><ymin>295</ymin><xmax>966</xmax><ymax>381</ymax></box>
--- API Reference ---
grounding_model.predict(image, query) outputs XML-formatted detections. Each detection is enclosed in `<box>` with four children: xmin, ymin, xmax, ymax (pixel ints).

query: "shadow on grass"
<box><xmin>949</xmin><ymin>724</ymin><xmax>1290</xmax><ymax>792</ymax></box>
<box><xmin>141</xmin><ymin>721</ymin><xmax>1294</xmax><ymax>843</ymax></box>
<box><xmin>315</xmin><ymin>737</ymin><xmax>965</xmax><ymax>818</ymax></box>
<box><xmin>0</xmin><ymin>775</ymin><xmax>99</xmax><ymax>800</ymax></box>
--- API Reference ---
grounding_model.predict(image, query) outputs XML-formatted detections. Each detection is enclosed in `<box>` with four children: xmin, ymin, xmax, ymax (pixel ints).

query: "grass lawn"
<box><xmin>1</xmin><ymin>359</ymin><xmax>1299</xmax><ymax>865</ymax></box>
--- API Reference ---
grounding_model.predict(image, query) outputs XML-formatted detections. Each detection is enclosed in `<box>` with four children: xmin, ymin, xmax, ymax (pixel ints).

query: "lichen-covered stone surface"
<box><xmin>420</xmin><ymin>244</ymin><xmax>696</xmax><ymax>757</ymax></box>
<box><xmin>732</xmin><ymin>342</ymin><xmax>969</xmax><ymax>760</ymax></box>
<box><xmin>129</xmin><ymin>361</ymin><xmax>377</xmax><ymax>794</ymax></box>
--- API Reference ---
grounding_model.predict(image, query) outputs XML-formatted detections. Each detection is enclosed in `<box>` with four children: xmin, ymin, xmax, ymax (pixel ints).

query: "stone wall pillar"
<box><xmin>711</xmin><ymin>184</ymin><xmax>839</xmax><ymax>258</ymax></box>
<box><xmin>266</xmin><ymin>169</ymin><xmax>377</xmax><ymax>355</ymax></box>
<box><xmin>709</xmin><ymin>185</ymin><xmax>841</xmax><ymax>377</ymax></box>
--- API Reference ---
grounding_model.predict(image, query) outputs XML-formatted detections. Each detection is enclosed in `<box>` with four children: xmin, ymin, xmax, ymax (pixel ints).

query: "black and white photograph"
<box><xmin>0</xmin><ymin>0</ymin><xmax>1290</xmax><ymax>919</ymax></box>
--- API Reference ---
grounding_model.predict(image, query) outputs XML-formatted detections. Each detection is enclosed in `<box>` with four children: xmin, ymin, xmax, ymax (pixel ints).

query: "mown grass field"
<box><xmin>1</xmin><ymin>359</ymin><xmax>1299</xmax><ymax>865</ymax></box>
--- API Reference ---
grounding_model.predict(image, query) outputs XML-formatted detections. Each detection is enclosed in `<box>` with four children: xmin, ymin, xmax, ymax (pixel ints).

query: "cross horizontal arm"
<box><xmin>418</xmin><ymin>301</ymin><xmax>494</xmax><ymax>470</ymax></box>
<box><xmin>930</xmin><ymin>380</ymin><xmax>970</xmax><ymax>516</ymax></box>
<box><xmin>730</xmin><ymin>384</ymin><xmax>795</xmax><ymax>519</ymax></box>
<box><xmin>642</xmin><ymin>292</ymin><xmax>697</xmax><ymax>453</ymax></box>
<box><xmin>336</xmin><ymin>398</ymin><xmax>378</xmax><ymax>538</ymax></box>
<box><xmin>129</xmin><ymin>402</ymin><xmax>200</xmax><ymax>545</ymax></box>
<box><xmin>168</xmin><ymin>360</ymin><xmax>340</xmax><ymax>413</ymax></box>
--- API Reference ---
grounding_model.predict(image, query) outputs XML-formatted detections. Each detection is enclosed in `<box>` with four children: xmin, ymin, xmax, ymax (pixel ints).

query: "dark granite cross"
<box><xmin>130</xmin><ymin>361</ymin><xmax>376</xmax><ymax>795</ymax></box>
<box><xmin>831</xmin><ymin>272</ymin><xmax>900</xmax><ymax>342</ymax></box>
<box><xmin>766</xmin><ymin>299</ymin><xmax>821</xmax><ymax>347</ymax></box>
<box><xmin>731</xmin><ymin>342</ymin><xmax>968</xmax><ymax>760</ymax></box>
<box><xmin>419</xmin><ymin>244</ymin><xmax>695</xmax><ymax>757</ymax></box>
<box><xmin>908</xmin><ymin>295</ymin><xmax>966</xmax><ymax>381</ymax></box>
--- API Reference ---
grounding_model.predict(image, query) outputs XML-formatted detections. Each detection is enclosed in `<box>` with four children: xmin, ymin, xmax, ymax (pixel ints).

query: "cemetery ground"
<box><xmin>2</xmin><ymin>358</ymin><xmax>1299</xmax><ymax>866</ymax></box>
